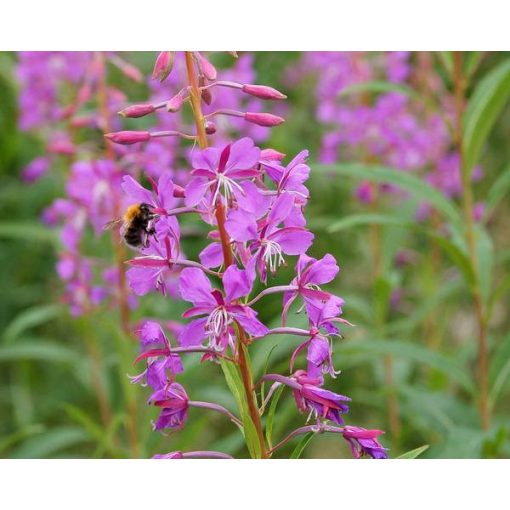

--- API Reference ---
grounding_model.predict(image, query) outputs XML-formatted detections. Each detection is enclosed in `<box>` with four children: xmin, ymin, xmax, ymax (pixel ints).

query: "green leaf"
<box><xmin>316</xmin><ymin>163</ymin><xmax>463</xmax><ymax>228</ymax></box>
<box><xmin>241</xmin><ymin>411</ymin><xmax>262</xmax><ymax>459</ymax></box>
<box><xmin>10</xmin><ymin>426</ymin><xmax>90</xmax><ymax>458</ymax></box>
<box><xmin>489</xmin><ymin>333</ymin><xmax>510</xmax><ymax>407</ymax></box>
<box><xmin>438</xmin><ymin>52</ymin><xmax>453</xmax><ymax>76</ymax></box>
<box><xmin>0</xmin><ymin>222</ymin><xmax>58</xmax><ymax>244</ymax></box>
<box><xmin>220</xmin><ymin>358</ymin><xmax>261</xmax><ymax>459</ymax></box>
<box><xmin>0</xmin><ymin>341</ymin><xmax>79</xmax><ymax>364</ymax></box>
<box><xmin>488</xmin><ymin>273</ymin><xmax>510</xmax><ymax>321</ymax></box>
<box><xmin>476</xmin><ymin>225</ymin><xmax>493</xmax><ymax>305</ymax></box>
<box><xmin>290</xmin><ymin>432</ymin><xmax>315</xmax><ymax>459</ymax></box>
<box><xmin>327</xmin><ymin>213</ymin><xmax>409</xmax><ymax>232</ymax></box>
<box><xmin>397</xmin><ymin>444</ymin><xmax>429</xmax><ymax>459</ymax></box>
<box><xmin>464</xmin><ymin>52</ymin><xmax>483</xmax><ymax>79</ymax></box>
<box><xmin>464</xmin><ymin>59</ymin><xmax>510</xmax><ymax>175</ymax></box>
<box><xmin>338</xmin><ymin>80</ymin><xmax>419</xmax><ymax>100</ymax></box>
<box><xmin>265</xmin><ymin>384</ymin><xmax>285</xmax><ymax>450</ymax></box>
<box><xmin>2</xmin><ymin>304</ymin><xmax>63</xmax><ymax>344</ymax></box>
<box><xmin>62</xmin><ymin>403</ymin><xmax>105</xmax><ymax>443</ymax></box>
<box><xmin>486</xmin><ymin>163</ymin><xmax>510</xmax><ymax>215</ymax></box>
<box><xmin>326</xmin><ymin>211</ymin><xmax>474</xmax><ymax>287</ymax></box>
<box><xmin>0</xmin><ymin>424</ymin><xmax>45</xmax><ymax>455</ymax></box>
<box><xmin>335</xmin><ymin>340</ymin><xmax>475</xmax><ymax>395</ymax></box>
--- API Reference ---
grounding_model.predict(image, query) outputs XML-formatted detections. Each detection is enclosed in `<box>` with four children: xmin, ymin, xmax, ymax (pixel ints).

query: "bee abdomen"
<box><xmin>124</xmin><ymin>227</ymin><xmax>143</xmax><ymax>247</ymax></box>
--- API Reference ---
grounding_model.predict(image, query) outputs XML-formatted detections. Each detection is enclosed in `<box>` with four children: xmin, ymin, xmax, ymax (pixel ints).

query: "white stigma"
<box><xmin>213</xmin><ymin>173</ymin><xmax>244</xmax><ymax>203</ymax></box>
<box><xmin>262</xmin><ymin>239</ymin><xmax>285</xmax><ymax>273</ymax></box>
<box><xmin>206</xmin><ymin>306</ymin><xmax>231</xmax><ymax>338</ymax></box>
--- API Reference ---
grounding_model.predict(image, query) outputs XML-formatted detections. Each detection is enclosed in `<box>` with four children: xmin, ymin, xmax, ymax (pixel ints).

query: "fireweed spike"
<box><xmin>111</xmin><ymin>51</ymin><xmax>388</xmax><ymax>459</ymax></box>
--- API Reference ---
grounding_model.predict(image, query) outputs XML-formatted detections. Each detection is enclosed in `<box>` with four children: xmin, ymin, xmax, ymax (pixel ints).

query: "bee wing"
<box><xmin>103</xmin><ymin>217</ymin><xmax>124</xmax><ymax>231</ymax></box>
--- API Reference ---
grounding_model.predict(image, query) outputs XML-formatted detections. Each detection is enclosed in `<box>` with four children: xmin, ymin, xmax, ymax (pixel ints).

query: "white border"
<box><xmin>0</xmin><ymin>459</ymin><xmax>508</xmax><ymax>509</ymax></box>
<box><xmin>2</xmin><ymin>0</ymin><xmax>510</xmax><ymax>50</ymax></box>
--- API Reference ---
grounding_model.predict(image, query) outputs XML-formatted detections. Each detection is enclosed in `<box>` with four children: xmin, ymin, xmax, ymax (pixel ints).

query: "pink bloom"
<box><xmin>178</xmin><ymin>265</ymin><xmax>268</xmax><ymax>352</ymax></box>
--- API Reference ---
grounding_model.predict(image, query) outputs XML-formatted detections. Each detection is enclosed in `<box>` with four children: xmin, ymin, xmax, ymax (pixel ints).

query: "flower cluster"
<box><xmin>108</xmin><ymin>52</ymin><xmax>387</xmax><ymax>459</ymax></box>
<box><xmin>288</xmin><ymin>52</ymin><xmax>484</xmax><ymax>217</ymax></box>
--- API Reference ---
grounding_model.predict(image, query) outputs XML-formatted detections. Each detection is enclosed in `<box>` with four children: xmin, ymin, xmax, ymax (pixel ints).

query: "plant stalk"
<box><xmin>452</xmin><ymin>51</ymin><xmax>490</xmax><ymax>430</ymax></box>
<box><xmin>184</xmin><ymin>51</ymin><xmax>269</xmax><ymax>458</ymax></box>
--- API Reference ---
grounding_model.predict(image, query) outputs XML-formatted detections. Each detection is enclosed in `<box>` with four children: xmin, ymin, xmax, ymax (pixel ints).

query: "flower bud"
<box><xmin>118</xmin><ymin>104</ymin><xmax>156</xmax><ymax>118</ymax></box>
<box><xmin>167</xmin><ymin>91</ymin><xmax>186</xmax><ymax>112</ymax></box>
<box><xmin>152</xmin><ymin>51</ymin><xmax>174</xmax><ymax>82</ymax></box>
<box><xmin>244</xmin><ymin>112</ymin><xmax>285</xmax><ymax>127</ymax></box>
<box><xmin>197</xmin><ymin>53</ymin><xmax>217</xmax><ymax>81</ymax></box>
<box><xmin>260</xmin><ymin>148</ymin><xmax>286</xmax><ymax>161</ymax></box>
<box><xmin>104</xmin><ymin>130</ymin><xmax>151</xmax><ymax>145</ymax></box>
<box><xmin>47</xmin><ymin>138</ymin><xmax>76</xmax><ymax>155</ymax></box>
<box><xmin>242</xmin><ymin>84</ymin><xmax>287</xmax><ymax>100</ymax></box>
<box><xmin>199</xmin><ymin>75</ymin><xmax>212</xmax><ymax>105</ymax></box>
<box><xmin>204</xmin><ymin>121</ymin><xmax>216</xmax><ymax>135</ymax></box>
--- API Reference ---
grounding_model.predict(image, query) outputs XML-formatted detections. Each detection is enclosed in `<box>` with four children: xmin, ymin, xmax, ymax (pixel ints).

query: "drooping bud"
<box><xmin>242</xmin><ymin>84</ymin><xmax>287</xmax><ymax>100</ymax></box>
<box><xmin>204</xmin><ymin>121</ymin><xmax>216</xmax><ymax>135</ymax></box>
<box><xmin>167</xmin><ymin>90</ymin><xmax>187</xmax><ymax>112</ymax></box>
<box><xmin>199</xmin><ymin>75</ymin><xmax>212</xmax><ymax>105</ymax></box>
<box><xmin>152</xmin><ymin>52</ymin><xmax>174</xmax><ymax>82</ymax></box>
<box><xmin>260</xmin><ymin>148</ymin><xmax>286</xmax><ymax>161</ymax></box>
<box><xmin>244</xmin><ymin>112</ymin><xmax>285</xmax><ymax>127</ymax></box>
<box><xmin>196</xmin><ymin>53</ymin><xmax>217</xmax><ymax>81</ymax></box>
<box><xmin>104</xmin><ymin>130</ymin><xmax>151</xmax><ymax>145</ymax></box>
<box><xmin>119</xmin><ymin>104</ymin><xmax>156</xmax><ymax>118</ymax></box>
<box><xmin>228</xmin><ymin>51</ymin><xmax>238</xmax><ymax>58</ymax></box>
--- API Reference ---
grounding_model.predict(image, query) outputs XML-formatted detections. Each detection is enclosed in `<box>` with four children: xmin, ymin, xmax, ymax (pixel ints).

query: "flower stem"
<box><xmin>184</xmin><ymin>51</ymin><xmax>269</xmax><ymax>458</ymax></box>
<box><xmin>452</xmin><ymin>51</ymin><xmax>490</xmax><ymax>430</ymax></box>
<box><xmin>96</xmin><ymin>52</ymin><xmax>140</xmax><ymax>456</ymax></box>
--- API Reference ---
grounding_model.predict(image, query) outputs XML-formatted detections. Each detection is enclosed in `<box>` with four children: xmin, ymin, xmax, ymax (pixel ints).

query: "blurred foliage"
<box><xmin>0</xmin><ymin>51</ymin><xmax>509</xmax><ymax>459</ymax></box>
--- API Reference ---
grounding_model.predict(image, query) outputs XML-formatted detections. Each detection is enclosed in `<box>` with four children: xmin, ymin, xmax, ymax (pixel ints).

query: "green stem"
<box><xmin>453</xmin><ymin>51</ymin><xmax>490</xmax><ymax>431</ymax></box>
<box><xmin>184</xmin><ymin>52</ymin><xmax>268</xmax><ymax>458</ymax></box>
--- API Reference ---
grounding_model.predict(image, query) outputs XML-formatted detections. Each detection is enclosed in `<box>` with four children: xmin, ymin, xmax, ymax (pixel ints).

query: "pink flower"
<box><xmin>178</xmin><ymin>265</ymin><xmax>268</xmax><ymax>352</ymax></box>
<box><xmin>184</xmin><ymin>138</ymin><xmax>261</xmax><ymax>207</ymax></box>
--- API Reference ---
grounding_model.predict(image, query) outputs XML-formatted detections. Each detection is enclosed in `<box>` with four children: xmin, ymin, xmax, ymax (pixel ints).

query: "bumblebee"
<box><xmin>104</xmin><ymin>203</ymin><xmax>158</xmax><ymax>248</ymax></box>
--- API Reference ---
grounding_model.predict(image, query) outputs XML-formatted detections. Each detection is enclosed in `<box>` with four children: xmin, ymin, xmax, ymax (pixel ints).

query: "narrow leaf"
<box><xmin>397</xmin><ymin>444</ymin><xmax>430</xmax><ymax>459</ymax></box>
<box><xmin>290</xmin><ymin>432</ymin><xmax>315</xmax><ymax>459</ymax></box>
<box><xmin>464</xmin><ymin>59</ymin><xmax>510</xmax><ymax>175</ymax></box>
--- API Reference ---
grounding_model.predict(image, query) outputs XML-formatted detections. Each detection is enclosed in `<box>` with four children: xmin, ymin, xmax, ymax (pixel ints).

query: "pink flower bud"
<box><xmin>204</xmin><ymin>121</ymin><xmax>216</xmax><ymax>135</ymax></box>
<box><xmin>244</xmin><ymin>112</ymin><xmax>285</xmax><ymax>127</ymax></box>
<box><xmin>118</xmin><ymin>104</ymin><xmax>156</xmax><ymax>118</ymax></box>
<box><xmin>242</xmin><ymin>84</ymin><xmax>287</xmax><ymax>100</ymax></box>
<box><xmin>117</xmin><ymin>62</ymin><xmax>143</xmax><ymax>83</ymax></box>
<box><xmin>197</xmin><ymin>53</ymin><xmax>217</xmax><ymax>81</ymax></box>
<box><xmin>167</xmin><ymin>91</ymin><xmax>186</xmax><ymax>112</ymax></box>
<box><xmin>47</xmin><ymin>138</ymin><xmax>76</xmax><ymax>155</ymax></box>
<box><xmin>152</xmin><ymin>52</ymin><xmax>174</xmax><ymax>82</ymax></box>
<box><xmin>199</xmin><ymin>75</ymin><xmax>212</xmax><ymax>105</ymax></box>
<box><xmin>260</xmin><ymin>148</ymin><xmax>286</xmax><ymax>161</ymax></box>
<box><xmin>104</xmin><ymin>130</ymin><xmax>151</xmax><ymax>145</ymax></box>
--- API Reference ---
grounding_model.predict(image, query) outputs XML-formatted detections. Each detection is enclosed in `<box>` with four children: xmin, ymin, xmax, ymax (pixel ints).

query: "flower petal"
<box><xmin>223</xmin><ymin>265</ymin><xmax>252</xmax><ymax>302</ymax></box>
<box><xmin>178</xmin><ymin>317</ymin><xmax>208</xmax><ymax>347</ymax></box>
<box><xmin>121</xmin><ymin>175</ymin><xmax>154</xmax><ymax>205</ymax></box>
<box><xmin>178</xmin><ymin>267</ymin><xmax>215</xmax><ymax>306</ymax></box>
<box><xmin>270</xmin><ymin>227</ymin><xmax>314</xmax><ymax>255</ymax></box>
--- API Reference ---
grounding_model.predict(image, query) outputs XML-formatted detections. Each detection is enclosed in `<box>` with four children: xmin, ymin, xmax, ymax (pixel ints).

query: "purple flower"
<box><xmin>283</xmin><ymin>253</ymin><xmax>340</xmax><ymax>324</ymax></box>
<box><xmin>148</xmin><ymin>382</ymin><xmax>189</xmax><ymax>431</ymax></box>
<box><xmin>342</xmin><ymin>426</ymin><xmax>388</xmax><ymax>459</ymax></box>
<box><xmin>153</xmin><ymin>451</ymin><xmax>184</xmax><ymax>459</ymax></box>
<box><xmin>292</xmin><ymin>370</ymin><xmax>350</xmax><ymax>424</ymax></box>
<box><xmin>178</xmin><ymin>265</ymin><xmax>268</xmax><ymax>352</ymax></box>
<box><xmin>184</xmin><ymin>138</ymin><xmax>261</xmax><ymax>207</ymax></box>
<box><xmin>226</xmin><ymin>193</ymin><xmax>314</xmax><ymax>282</ymax></box>
<box><xmin>126</xmin><ymin>236</ymin><xmax>180</xmax><ymax>296</ymax></box>
<box><xmin>21</xmin><ymin>156</ymin><xmax>50</xmax><ymax>183</ymax></box>
<box><xmin>130</xmin><ymin>321</ymin><xmax>183</xmax><ymax>390</ymax></box>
